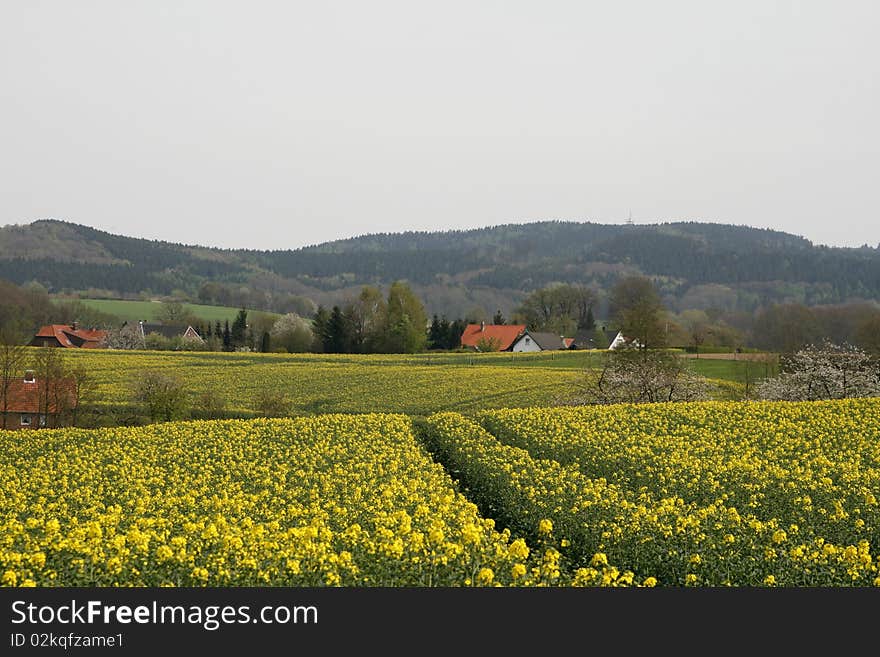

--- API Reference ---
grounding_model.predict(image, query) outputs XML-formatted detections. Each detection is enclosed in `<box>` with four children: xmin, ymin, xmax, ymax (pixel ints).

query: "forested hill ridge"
<box><xmin>1</xmin><ymin>219</ymin><xmax>878</xmax><ymax>318</ymax></box>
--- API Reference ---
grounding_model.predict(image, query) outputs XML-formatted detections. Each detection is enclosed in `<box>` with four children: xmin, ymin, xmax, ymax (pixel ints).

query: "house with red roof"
<box><xmin>1</xmin><ymin>370</ymin><xmax>76</xmax><ymax>430</ymax></box>
<box><xmin>460</xmin><ymin>322</ymin><xmax>526</xmax><ymax>351</ymax></box>
<box><xmin>29</xmin><ymin>322</ymin><xmax>108</xmax><ymax>349</ymax></box>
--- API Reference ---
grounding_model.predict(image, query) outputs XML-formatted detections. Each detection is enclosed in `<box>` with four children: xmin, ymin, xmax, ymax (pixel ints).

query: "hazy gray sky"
<box><xmin>2</xmin><ymin>1</ymin><xmax>878</xmax><ymax>250</ymax></box>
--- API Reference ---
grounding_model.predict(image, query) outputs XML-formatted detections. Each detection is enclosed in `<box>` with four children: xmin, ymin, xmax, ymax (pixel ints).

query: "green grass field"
<box><xmin>686</xmin><ymin>357</ymin><xmax>778</xmax><ymax>383</ymax></box>
<box><xmin>62</xmin><ymin>298</ymin><xmax>276</xmax><ymax>324</ymax></box>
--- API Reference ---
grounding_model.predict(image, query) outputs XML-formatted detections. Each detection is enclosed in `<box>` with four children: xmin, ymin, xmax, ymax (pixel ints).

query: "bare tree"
<box><xmin>31</xmin><ymin>347</ymin><xmax>67</xmax><ymax>428</ymax></box>
<box><xmin>517</xmin><ymin>284</ymin><xmax>598</xmax><ymax>334</ymax></box>
<box><xmin>855</xmin><ymin>315</ymin><xmax>880</xmax><ymax>357</ymax></box>
<box><xmin>0</xmin><ymin>333</ymin><xmax>28</xmax><ymax>430</ymax></box>
<box><xmin>608</xmin><ymin>276</ymin><xmax>667</xmax><ymax>350</ymax></box>
<box><xmin>158</xmin><ymin>300</ymin><xmax>187</xmax><ymax>325</ymax></box>
<box><xmin>679</xmin><ymin>309</ymin><xmax>710</xmax><ymax>355</ymax></box>
<box><xmin>346</xmin><ymin>286</ymin><xmax>386</xmax><ymax>353</ymax></box>
<box><xmin>69</xmin><ymin>366</ymin><xmax>97</xmax><ymax>427</ymax></box>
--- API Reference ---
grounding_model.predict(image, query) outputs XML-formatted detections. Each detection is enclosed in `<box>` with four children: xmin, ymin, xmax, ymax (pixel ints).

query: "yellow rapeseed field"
<box><xmin>0</xmin><ymin>414</ymin><xmax>627</xmax><ymax>587</ymax></box>
<box><xmin>57</xmin><ymin>348</ymin><xmax>581</xmax><ymax>415</ymax></box>
<box><xmin>426</xmin><ymin>399</ymin><xmax>880</xmax><ymax>586</ymax></box>
<box><xmin>5</xmin><ymin>386</ymin><xmax>877</xmax><ymax>587</ymax></box>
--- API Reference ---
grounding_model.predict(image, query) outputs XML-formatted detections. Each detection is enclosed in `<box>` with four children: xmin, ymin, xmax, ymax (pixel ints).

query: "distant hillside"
<box><xmin>64</xmin><ymin>298</ymin><xmax>275</xmax><ymax>325</ymax></box>
<box><xmin>1</xmin><ymin>219</ymin><xmax>879</xmax><ymax>318</ymax></box>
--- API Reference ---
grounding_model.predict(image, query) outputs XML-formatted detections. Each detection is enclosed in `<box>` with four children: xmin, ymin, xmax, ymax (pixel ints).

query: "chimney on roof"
<box><xmin>23</xmin><ymin>370</ymin><xmax>35</xmax><ymax>383</ymax></box>
<box><xmin>480</xmin><ymin>321</ymin><xmax>485</xmax><ymax>332</ymax></box>
<box><xmin>71</xmin><ymin>321</ymin><xmax>78</xmax><ymax>331</ymax></box>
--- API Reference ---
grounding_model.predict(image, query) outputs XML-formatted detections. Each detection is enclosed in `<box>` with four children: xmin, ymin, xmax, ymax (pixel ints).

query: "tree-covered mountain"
<box><xmin>1</xmin><ymin>219</ymin><xmax>878</xmax><ymax>318</ymax></box>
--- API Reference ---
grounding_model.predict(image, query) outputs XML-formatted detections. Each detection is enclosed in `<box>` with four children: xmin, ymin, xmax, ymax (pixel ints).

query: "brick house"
<box><xmin>1</xmin><ymin>370</ymin><xmax>76</xmax><ymax>430</ymax></box>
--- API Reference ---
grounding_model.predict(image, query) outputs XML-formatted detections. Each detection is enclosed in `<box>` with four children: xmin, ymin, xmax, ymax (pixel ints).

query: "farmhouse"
<box><xmin>29</xmin><ymin>323</ymin><xmax>108</xmax><ymax>348</ymax></box>
<box><xmin>608</xmin><ymin>330</ymin><xmax>627</xmax><ymax>350</ymax></box>
<box><xmin>136</xmin><ymin>321</ymin><xmax>204</xmax><ymax>344</ymax></box>
<box><xmin>567</xmin><ymin>328</ymin><xmax>636</xmax><ymax>350</ymax></box>
<box><xmin>460</xmin><ymin>322</ymin><xmax>526</xmax><ymax>351</ymax></box>
<box><xmin>511</xmin><ymin>330</ymin><xmax>573</xmax><ymax>352</ymax></box>
<box><xmin>1</xmin><ymin>370</ymin><xmax>75</xmax><ymax>430</ymax></box>
<box><xmin>604</xmin><ymin>330</ymin><xmax>644</xmax><ymax>350</ymax></box>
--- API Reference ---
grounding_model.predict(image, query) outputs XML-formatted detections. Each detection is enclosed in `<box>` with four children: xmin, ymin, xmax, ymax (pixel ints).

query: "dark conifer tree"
<box><xmin>447</xmin><ymin>318</ymin><xmax>467</xmax><ymax>349</ymax></box>
<box><xmin>222</xmin><ymin>320</ymin><xmax>232</xmax><ymax>351</ymax></box>
<box><xmin>311</xmin><ymin>306</ymin><xmax>331</xmax><ymax>353</ymax></box>
<box><xmin>325</xmin><ymin>305</ymin><xmax>351</xmax><ymax>353</ymax></box>
<box><xmin>231</xmin><ymin>309</ymin><xmax>248</xmax><ymax>349</ymax></box>
<box><xmin>582</xmin><ymin>306</ymin><xmax>596</xmax><ymax>331</ymax></box>
<box><xmin>428</xmin><ymin>315</ymin><xmax>443</xmax><ymax>349</ymax></box>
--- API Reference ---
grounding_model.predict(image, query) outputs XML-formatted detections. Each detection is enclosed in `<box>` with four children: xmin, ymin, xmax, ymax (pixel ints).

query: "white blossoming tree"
<box><xmin>754</xmin><ymin>341</ymin><xmax>880</xmax><ymax>401</ymax></box>
<box><xmin>565</xmin><ymin>347</ymin><xmax>713</xmax><ymax>405</ymax></box>
<box><xmin>105</xmin><ymin>323</ymin><xmax>143</xmax><ymax>350</ymax></box>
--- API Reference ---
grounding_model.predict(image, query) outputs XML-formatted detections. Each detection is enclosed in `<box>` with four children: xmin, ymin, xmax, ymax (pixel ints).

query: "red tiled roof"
<box><xmin>33</xmin><ymin>325</ymin><xmax>108</xmax><ymax>348</ymax></box>
<box><xmin>73</xmin><ymin>328</ymin><xmax>106</xmax><ymax>341</ymax></box>
<box><xmin>460</xmin><ymin>324</ymin><xmax>526</xmax><ymax>351</ymax></box>
<box><xmin>2</xmin><ymin>377</ymin><xmax>76</xmax><ymax>414</ymax></box>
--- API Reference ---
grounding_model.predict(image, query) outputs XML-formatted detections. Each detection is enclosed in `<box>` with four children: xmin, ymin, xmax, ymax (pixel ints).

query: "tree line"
<box><xmin>4</xmin><ymin>272</ymin><xmax>880</xmax><ymax>357</ymax></box>
<box><xmin>310</xmin><ymin>282</ymin><xmax>428</xmax><ymax>354</ymax></box>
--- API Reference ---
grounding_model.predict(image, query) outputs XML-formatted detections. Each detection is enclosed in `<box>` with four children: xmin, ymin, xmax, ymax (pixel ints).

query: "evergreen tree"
<box><xmin>342</xmin><ymin>304</ymin><xmax>360</xmax><ymax>352</ymax></box>
<box><xmin>260</xmin><ymin>331</ymin><xmax>271</xmax><ymax>353</ymax></box>
<box><xmin>214</xmin><ymin>321</ymin><xmax>222</xmax><ymax>341</ymax></box>
<box><xmin>311</xmin><ymin>306</ymin><xmax>331</xmax><ymax>353</ymax></box>
<box><xmin>492</xmin><ymin>309</ymin><xmax>505</xmax><ymax>325</ymax></box>
<box><xmin>222</xmin><ymin>320</ymin><xmax>231</xmax><ymax>352</ymax></box>
<box><xmin>447</xmin><ymin>318</ymin><xmax>467</xmax><ymax>349</ymax></box>
<box><xmin>231</xmin><ymin>309</ymin><xmax>248</xmax><ymax>349</ymax></box>
<box><xmin>582</xmin><ymin>306</ymin><xmax>596</xmax><ymax>331</ymax></box>
<box><xmin>325</xmin><ymin>305</ymin><xmax>351</xmax><ymax>353</ymax></box>
<box><xmin>428</xmin><ymin>315</ymin><xmax>444</xmax><ymax>349</ymax></box>
<box><xmin>439</xmin><ymin>316</ymin><xmax>451</xmax><ymax>348</ymax></box>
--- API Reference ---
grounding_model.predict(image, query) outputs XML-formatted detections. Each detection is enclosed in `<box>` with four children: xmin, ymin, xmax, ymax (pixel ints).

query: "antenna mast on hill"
<box><xmin>626</xmin><ymin>211</ymin><xmax>634</xmax><ymax>226</ymax></box>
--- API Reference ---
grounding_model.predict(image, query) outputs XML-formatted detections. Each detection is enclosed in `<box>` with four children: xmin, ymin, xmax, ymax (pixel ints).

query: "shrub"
<box><xmin>130</xmin><ymin>370</ymin><xmax>189</xmax><ymax>422</ymax></box>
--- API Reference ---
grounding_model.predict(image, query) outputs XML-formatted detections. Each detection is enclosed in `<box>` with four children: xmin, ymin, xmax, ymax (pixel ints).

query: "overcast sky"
<box><xmin>2</xmin><ymin>1</ymin><xmax>878</xmax><ymax>250</ymax></box>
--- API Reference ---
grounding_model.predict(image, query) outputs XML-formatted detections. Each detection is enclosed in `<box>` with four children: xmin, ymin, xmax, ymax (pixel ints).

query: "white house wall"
<box><xmin>512</xmin><ymin>336</ymin><xmax>542</xmax><ymax>352</ymax></box>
